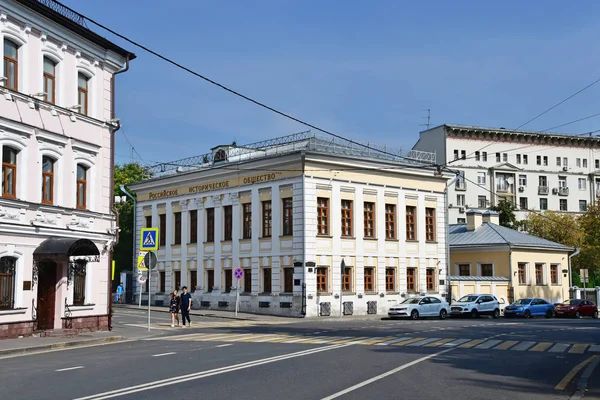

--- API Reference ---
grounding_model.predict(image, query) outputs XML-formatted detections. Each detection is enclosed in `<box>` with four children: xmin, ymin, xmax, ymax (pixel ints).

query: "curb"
<box><xmin>0</xmin><ymin>336</ymin><xmax>123</xmax><ymax>357</ymax></box>
<box><xmin>569</xmin><ymin>355</ymin><xmax>600</xmax><ymax>400</ymax></box>
<box><xmin>114</xmin><ymin>305</ymin><xmax>287</xmax><ymax>322</ymax></box>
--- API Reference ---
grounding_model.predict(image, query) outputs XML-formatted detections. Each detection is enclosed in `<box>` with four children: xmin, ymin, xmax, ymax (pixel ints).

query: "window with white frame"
<box><xmin>475</xmin><ymin>151</ymin><xmax>480</xmax><ymax>161</ymax></box>
<box><xmin>558</xmin><ymin>176</ymin><xmax>567</xmax><ymax>188</ymax></box>
<box><xmin>539</xmin><ymin>198</ymin><xmax>548</xmax><ymax>210</ymax></box>
<box><xmin>478</xmin><ymin>196</ymin><xmax>487</xmax><ymax>208</ymax></box>
<box><xmin>516</xmin><ymin>154</ymin><xmax>521</xmax><ymax>164</ymax></box>
<box><xmin>523</xmin><ymin>154</ymin><xmax>528</xmax><ymax>164</ymax></box>
<box><xmin>519</xmin><ymin>197</ymin><xmax>528</xmax><ymax>210</ymax></box>
<box><xmin>480</xmin><ymin>263</ymin><xmax>493</xmax><ymax>276</ymax></box>
<box><xmin>596</xmin><ymin>159</ymin><xmax>600</xmax><ymax>169</ymax></box>
<box><xmin>579</xmin><ymin>200</ymin><xmax>587</xmax><ymax>212</ymax></box>
<box><xmin>456</xmin><ymin>194</ymin><xmax>465</xmax><ymax>206</ymax></box>
<box><xmin>578</xmin><ymin>178</ymin><xmax>586</xmax><ymax>191</ymax></box>
<box><xmin>543</xmin><ymin>156</ymin><xmax>548</xmax><ymax>166</ymax></box>
<box><xmin>482</xmin><ymin>152</ymin><xmax>487</xmax><ymax>162</ymax></box>
<box><xmin>0</xmin><ymin>256</ymin><xmax>17</xmax><ymax>309</ymax></box>
<box><xmin>460</xmin><ymin>150</ymin><xmax>466</xmax><ymax>160</ymax></box>
<box><xmin>453</xmin><ymin>150</ymin><xmax>459</xmax><ymax>160</ymax></box>
<box><xmin>559</xmin><ymin>199</ymin><xmax>567</xmax><ymax>211</ymax></box>
<box><xmin>550</xmin><ymin>264</ymin><xmax>560</xmax><ymax>285</ymax></box>
<box><xmin>519</xmin><ymin>174</ymin><xmax>527</xmax><ymax>186</ymax></box>
<box><xmin>477</xmin><ymin>172</ymin><xmax>486</xmax><ymax>185</ymax></box>
<box><xmin>536</xmin><ymin>156</ymin><xmax>541</xmax><ymax>165</ymax></box>
<box><xmin>563</xmin><ymin>157</ymin><xmax>568</xmax><ymax>166</ymax></box>
<box><xmin>556</xmin><ymin>157</ymin><xmax>561</xmax><ymax>166</ymax></box>
<box><xmin>458</xmin><ymin>264</ymin><xmax>470</xmax><ymax>276</ymax></box>
<box><xmin>503</xmin><ymin>153</ymin><xmax>508</xmax><ymax>162</ymax></box>
<box><xmin>496</xmin><ymin>153</ymin><xmax>501</xmax><ymax>163</ymax></box>
<box><xmin>576</xmin><ymin>158</ymin><xmax>581</xmax><ymax>168</ymax></box>
<box><xmin>3</xmin><ymin>39</ymin><xmax>19</xmax><ymax>91</ymax></box>
<box><xmin>583</xmin><ymin>159</ymin><xmax>588</xmax><ymax>168</ymax></box>
<box><xmin>517</xmin><ymin>263</ymin><xmax>528</xmax><ymax>285</ymax></box>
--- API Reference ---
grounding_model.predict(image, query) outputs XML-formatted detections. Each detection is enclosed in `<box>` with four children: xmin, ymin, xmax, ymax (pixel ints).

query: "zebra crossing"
<box><xmin>125</xmin><ymin>319</ymin><xmax>293</xmax><ymax>330</ymax></box>
<box><xmin>153</xmin><ymin>332</ymin><xmax>600</xmax><ymax>354</ymax></box>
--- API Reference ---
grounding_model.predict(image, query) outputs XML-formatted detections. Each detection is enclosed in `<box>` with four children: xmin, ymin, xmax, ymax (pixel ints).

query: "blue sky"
<box><xmin>62</xmin><ymin>0</ymin><xmax>600</xmax><ymax>166</ymax></box>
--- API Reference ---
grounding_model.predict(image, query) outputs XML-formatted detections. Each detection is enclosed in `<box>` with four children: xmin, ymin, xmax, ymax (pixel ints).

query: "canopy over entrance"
<box><xmin>33</xmin><ymin>238</ymin><xmax>100</xmax><ymax>260</ymax></box>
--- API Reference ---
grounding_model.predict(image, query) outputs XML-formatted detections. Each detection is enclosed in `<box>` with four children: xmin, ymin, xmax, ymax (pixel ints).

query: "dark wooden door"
<box><xmin>36</xmin><ymin>262</ymin><xmax>57</xmax><ymax>330</ymax></box>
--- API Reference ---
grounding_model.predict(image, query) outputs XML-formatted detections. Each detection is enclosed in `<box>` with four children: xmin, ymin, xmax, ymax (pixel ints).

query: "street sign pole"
<box><xmin>148</xmin><ymin>269</ymin><xmax>151</xmax><ymax>332</ymax></box>
<box><xmin>233</xmin><ymin>267</ymin><xmax>244</xmax><ymax>317</ymax></box>
<box><xmin>139</xmin><ymin>228</ymin><xmax>159</xmax><ymax>332</ymax></box>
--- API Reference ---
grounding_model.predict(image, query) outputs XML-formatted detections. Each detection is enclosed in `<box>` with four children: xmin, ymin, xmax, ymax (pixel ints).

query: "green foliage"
<box><xmin>489</xmin><ymin>199</ymin><xmax>522</xmax><ymax>230</ymax></box>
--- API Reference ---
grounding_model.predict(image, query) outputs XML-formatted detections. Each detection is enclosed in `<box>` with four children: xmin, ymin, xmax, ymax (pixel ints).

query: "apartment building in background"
<box><xmin>129</xmin><ymin>132</ymin><xmax>450</xmax><ymax>317</ymax></box>
<box><xmin>0</xmin><ymin>0</ymin><xmax>134</xmax><ymax>337</ymax></box>
<box><xmin>411</xmin><ymin>124</ymin><xmax>600</xmax><ymax>224</ymax></box>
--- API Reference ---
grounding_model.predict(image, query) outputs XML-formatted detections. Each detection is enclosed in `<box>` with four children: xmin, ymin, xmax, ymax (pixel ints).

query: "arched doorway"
<box><xmin>36</xmin><ymin>260</ymin><xmax>57</xmax><ymax>330</ymax></box>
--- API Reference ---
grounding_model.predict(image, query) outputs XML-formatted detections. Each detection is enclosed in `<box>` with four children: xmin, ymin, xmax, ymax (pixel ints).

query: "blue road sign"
<box><xmin>234</xmin><ymin>267</ymin><xmax>244</xmax><ymax>280</ymax></box>
<box><xmin>140</xmin><ymin>228</ymin><xmax>159</xmax><ymax>251</ymax></box>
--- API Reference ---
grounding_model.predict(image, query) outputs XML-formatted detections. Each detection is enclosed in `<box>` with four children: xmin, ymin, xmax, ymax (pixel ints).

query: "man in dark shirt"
<box><xmin>180</xmin><ymin>286</ymin><xmax>192</xmax><ymax>327</ymax></box>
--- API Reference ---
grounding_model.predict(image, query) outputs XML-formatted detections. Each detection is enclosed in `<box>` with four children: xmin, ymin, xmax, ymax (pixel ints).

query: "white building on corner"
<box><xmin>0</xmin><ymin>0</ymin><xmax>134</xmax><ymax>338</ymax></box>
<box><xmin>129</xmin><ymin>132</ymin><xmax>451</xmax><ymax>318</ymax></box>
<box><xmin>412</xmin><ymin>124</ymin><xmax>600</xmax><ymax>225</ymax></box>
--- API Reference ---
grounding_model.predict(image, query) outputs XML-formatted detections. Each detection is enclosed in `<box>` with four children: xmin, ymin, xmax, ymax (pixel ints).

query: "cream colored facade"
<box><xmin>130</xmin><ymin>134</ymin><xmax>450</xmax><ymax>317</ymax></box>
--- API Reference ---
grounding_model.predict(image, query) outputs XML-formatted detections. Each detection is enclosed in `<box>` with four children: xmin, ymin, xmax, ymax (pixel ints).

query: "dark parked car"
<box><xmin>504</xmin><ymin>298</ymin><xmax>554</xmax><ymax>318</ymax></box>
<box><xmin>554</xmin><ymin>299</ymin><xmax>598</xmax><ymax>319</ymax></box>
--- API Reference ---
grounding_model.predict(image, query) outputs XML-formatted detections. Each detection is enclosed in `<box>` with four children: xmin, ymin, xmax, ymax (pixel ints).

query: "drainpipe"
<box><xmin>107</xmin><ymin>56</ymin><xmax>130</xmax><ymax>330</ymax></box>
<box><xmin>300</xmin><ymin>150</ymin><xmax>306</xmax><ymax>317</ymax></box>
<box><xmin>508</xmin><ymin>244</ymin><xmax>513</xmax><ymax>304</ymax></box>
<box><xmin>569</xmin><ymin>248</ymin><xmax>580</xmax><ymax>288</ymax></box>
<box><xmin>444</xmin><ymin>171</ymin><xmax>459</xmax><ymax>303</ymax></box>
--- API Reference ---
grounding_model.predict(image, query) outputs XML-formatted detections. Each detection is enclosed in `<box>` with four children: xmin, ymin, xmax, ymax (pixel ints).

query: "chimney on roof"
<box><xmin>482</xmin><ymin>210</ymin><xmax>500</xmax><ymax>226</ymax></box>
<box><xmin>466</xmin><ymin>210</ymin><xmax>483</xmax><ymax>231</ymax></box>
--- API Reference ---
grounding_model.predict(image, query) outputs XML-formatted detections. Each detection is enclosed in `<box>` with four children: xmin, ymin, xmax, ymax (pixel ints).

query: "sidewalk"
<box><xmin>581</xmin><ymin>357</ymin><xmax>600</xmax><ymax>399</ymax></box>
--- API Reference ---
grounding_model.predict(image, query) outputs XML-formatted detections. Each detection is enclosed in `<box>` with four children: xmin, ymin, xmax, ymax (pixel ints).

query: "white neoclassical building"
<box><xmin>0</xmin><ymin>0</ymin><xmax>134</xmax><ymax>337</ymax></box>
<box><xmin>412</xmin><ymin>124</ymin><xmax>600</xmax><ymax>224</ymax></box>
<box><xmin>130</xmin><ymin>132</ymin><xmax>451</xmax><ymax>317</ymax></box>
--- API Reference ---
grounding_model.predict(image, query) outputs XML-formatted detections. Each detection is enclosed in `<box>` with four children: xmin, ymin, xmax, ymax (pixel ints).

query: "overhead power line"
<box><xmin>52</xmin><ymin>1</ymin><xmax>428</xmax><ymax>166</ymax></box>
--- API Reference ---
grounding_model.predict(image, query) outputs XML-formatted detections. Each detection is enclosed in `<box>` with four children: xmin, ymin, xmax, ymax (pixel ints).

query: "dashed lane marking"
<box><xmin>530</xmin><ymin>342</ymin><xmax>553</xmax><ymax>352</ymax></box>
<box><xmin>458</xmin><ymin>339</ymin><xmax>486</xmax><ymax>349</ymax></box>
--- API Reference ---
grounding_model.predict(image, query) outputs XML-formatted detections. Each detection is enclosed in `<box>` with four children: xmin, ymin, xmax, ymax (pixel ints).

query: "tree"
<box><xmin>576</xmin><ymin>200</ymin><xmax>600</xmax><ymax>283</ymax></box>
<box><xmin>112</xmin><ymin>163</ymin><xmax>150</xmax><ymax>288</ymax></box>
<box><xmin>523</xmin><ymin>211</ymin><xmax>583</xmax><ymax>249</ymax></box>
<box><xmin>489</xmin><ymin>199</ymin><xmax>521</xmax><ymax>229</ymax></box>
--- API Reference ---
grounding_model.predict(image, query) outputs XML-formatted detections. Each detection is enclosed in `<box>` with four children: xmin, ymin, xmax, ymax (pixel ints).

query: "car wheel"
<box><xmin>439</xmin><ymin>309</ymin><xmax>447</xmax><ymax>320</ymax></box>
<box><xmin>575</xmin><ymin>311</ymin><xmax>581</xmax><ymax>319</ymax></box>
<box><xmin>545</xmin><ymin>309</ymin><xmax>554</xmax><ymax>318</ymax></box>
<box><xmin>493</xmin><ymin>309</ymin><xmax>500</xmax><ymax>319</ymax></box>
<box><xmin>524</xmin><ymin>310</ymin><xmax>531</xmax><ymax>319</ymax></box>
<box><xmin>410</xmin><ymin>310</ymin><xmax>419</xmax><ymax>320</ymax></box>
<box><xmin>594</xmin><ymin>311</ymin><xmax>598</xmax><ymax>319</ymax></box>
<box><xmin>471</xmin><ymin>309</ymin><xmax>479</xmax><ymax>318</ymax></box>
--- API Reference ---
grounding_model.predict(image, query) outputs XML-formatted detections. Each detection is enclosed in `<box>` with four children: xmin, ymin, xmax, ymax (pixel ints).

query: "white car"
<box><xmin>388</xmin><ymin>296</ymin><xmax>449</xmax><ymax>320</ymax></box>
<box><xmin>449</xmin><ymin>294</ymin><xmax>501</xmax><ymax>319</ymax></box>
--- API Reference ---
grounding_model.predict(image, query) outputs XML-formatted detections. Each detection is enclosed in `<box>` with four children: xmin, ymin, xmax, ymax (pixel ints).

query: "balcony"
<box><xmin>558</xmin><ymin>187</ymin><xmax>569</xmax><ymax>196</ymax></box>
<box><xmin>538</xmin><ymin>186</ymin><xmax>549</xmax><ymax>195</ymax></box>
<box><xmin>455</xmin><ymin>180</ymin><xmax>467</xmax><ymax>191</ymax></box>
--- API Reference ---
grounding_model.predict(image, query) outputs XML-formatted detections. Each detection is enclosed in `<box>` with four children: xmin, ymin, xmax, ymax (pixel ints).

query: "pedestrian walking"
<box><xmin>180</xmin><ymin>286</ymin><xmax>192</xmax><ymax>327</ymax></box>
<box><xmin>170</xmin><ymin>289</ymin><xmax>180</xmax><ymax>328</ymax></box>
<box><xmin>117</xmin><ymin>283</ymin><xmax>124</xmax><ymax>304</ymax></box>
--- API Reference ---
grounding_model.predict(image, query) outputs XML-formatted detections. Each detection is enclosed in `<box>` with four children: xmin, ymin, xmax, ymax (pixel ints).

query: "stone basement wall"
<box><xmin>191</xmin><ymin>294</ymin><xmax>305</xmax><ymax>318</ymax></box>
<box><xmin>62</xmin><ymin>315</ymin><xmax>110</xmax><ymax>331</ymax></box>
<box><xmin>0</xmin><ymin>321</ymin><xmax>35</xmax><ymax>339</ymax></box>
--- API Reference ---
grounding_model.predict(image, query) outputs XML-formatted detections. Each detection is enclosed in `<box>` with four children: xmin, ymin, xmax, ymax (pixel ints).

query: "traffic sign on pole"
<box><xmin>137</xmin><ymin>251</ymin><xmax>148</xmax><ymax>271</ymax></box>
<box><xmin>140</xmin><ymin>228</ymin><xmax>159</xmax><ymax>251</ymax></box>
<box><xmin>234</xmin><ymin>267</ymin><xmax>244</xmax><ymax>280</ymax></box>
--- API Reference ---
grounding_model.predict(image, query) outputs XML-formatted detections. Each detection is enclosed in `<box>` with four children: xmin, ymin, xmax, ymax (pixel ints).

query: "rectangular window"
<box><xmin>282</xmin><ymin>198</ymin><xmax>293</xmax><ymax>236</ymax></box>
<box><xmin>189</xmin><ymin>210</ymin><xmax>197</xmax><ymax>243</ymax></box>
<box><xmin>207</xmin><ymin>270</ymin><xmax>214</xmax><ymax>292</ymax></box>
<box><xmin>481</xmin><ymin>264</ymin><xmax>493</xmax><ymax>276</ymax></box>
<box><xmin>243</xmin><ymin>268</ymin><xmax>251</xmax><ymax>293</ymax></box>
<box><xmin>559</xmin><ymin>199</ymin><xmax>567</xmax><ymax>211</ymax></box>
<box><xmin>478</xmin><ymin>196</ymin><xmax>487</xmax><ymax>209</ymax></box>
<box><xmin>385</xmin><ymin>268</ymin><xmax>396</xmax><ymax>292</ymax></box>
<box><xmin>316</xmin><ymin>267</ymin><xmax>328</xmax><ymax>293</ymax></box>
<box><xmin>342</xmin><ymin>267</ymin><xmax>352</xmax><ymax>292</ymax></box>
<box><xmin>190</xmin><ymin>270</ymin><xmax>197</xmax><ymax>293</ymax></box>
<box><xmin>550</xmin><ymin>265</ymin><xmax>559</xmax><ymax>285</ymax></box>
<box><xmin>584</xmin><ymin>159</ymin><xmax>588</xmax><ymax>168</ymax></box>
<box><xmin>543</xmin><ymin>156</ymin><xmax>548</xmax><ymax>166</ymax></box>
<box><xmin>461</xmin><ymin>150</ymin><xmax>466</xmax><ymax>160</ymax></box>
<box><xmin>41</xmin><ymin>156</ymin><xmax>54</xmax><ymax>204</ymax></box>
<box><xmin>482</xmin><ymin>152</ymin><xmax>487</xmax><ymax>162</ymax></box>
<box><xmin>522</xmin><ymin>154</ymin><xmax>528</xmax><ymax>164</ymax></box>
<box><xmin>458</xmin><ymin>264</ymin><xmax>470</xmax><ymax>276</ymax></box>
<box><xmin>406</xmin><ymin>206</ymin><xmax>416</xmax><ymax>240</ymax></box>
<box><xmin>364</xmin><ymin>202</ymin><xmax>375</xmax><ymax>238</ymax></box>
<box><xmin>426</xmin><ymin>269</ymin><xmax>435</xmax><ymax>291</ymax></box>
<box><xmin>579</xmin><ymin>200</ymin><xmax>587</xmax><ymax>212</ymax></box>
<box><xmin>558</xmin><ymin>177</ymin><xmax>567</xmax><ymax>188</ymax></box>
<box><xmin>317</xmin><ymin>197</ymin><xmax>329</xmax><ymax>235</ymax></box>
<box><xmin>516</xmin><ymin>154</ymin><xmax>521</xmax><ymax>164</ymax></box>
<box><xmin>576</xmin><ymin>158</ymin><xmax>581</xmax><ymax>167</ymax></box>
<box><xmin>223</xmin><ymin>205</ymin><xmax>233</xmax><ymax>241</ymax></box>
<box><xmin>174</xmin><ymin>271</ymin><xmax>181</xmax><ymax>290</ymax></box>
<box><xmin>0</xmin><ymin>257</ymin><xmax>16</xmax><ymax>309</ymax></box>
<box><xmin>3</xmin><ymin>39</ymin><xmax>18</xmax><ymax>91</ymax></box>
<box><xmin>539</xmin><ymin>198</ymin><xmax>548</xmax><ymax>210</ymax></box>
<box><xmin>77</xmin><ymin>73</ymin><xmax>89</xmax><ymax>115</ymax></box>
<box><xmin>425</xmin><ymin>208</ymin><xmax>435</xmax><ymax>242</ymax></box>
<box><xmin>539</xmin><ymin>175</ymin><xmax>547</xmax><ymax>187</ymax></box>
<box><xmin>242</xmin><ymin>203</ymin><xmax>252</xmax><ymax>239</ymax></box>
<box><xmin>262</xmin><ymin>268</ymin><xmax>272</xmax><ymax>293</ymax></box>
<box><xmin>496</xmin><ymin>153</ymin><xmax>501</xmax><ymax>162</ymax></box>
<box><xmin>159</xmin><ymin>214</ymin><xmax>166</xmax><ymax>246</ymax></box>
<box><xmin>224</xmin><ymin>269</ymin><xmax>232</xmax><ymax>293</ymax></box>
<box><xmin>454</xmin><ymin>150</ymin><xmax>459</xmax><ymax>160</ymax></box>
<box><xmin>159</xmin><ymin>271</ymin><xmax>166</xmax><ymax>293</ymax></box>
<box><xmin>518</xmin><ymin>263</ymin><xmax>527</xmax><ymax>284</ymax></box>
<box><xmin>519</xmin><ymin>197</ymin><xmax>528</xmax><ymax>210</ymax></box>
<box><xmin>536</xmin><ymin>155</ymin><xmax>541</xmax><ymax>165</ymax></box>
<box><xmin>385</xmin><ymin>204</ymin><xmax>396</xmax><ymax>239</ymax></box>
<box><xmin>364</xmin><ymin>267</ymin><xmax>375</xmax><ymax>292</ymax></box>
<box><xmin>563</xmin><ymin>157</ymin><xmax>568</xmax><ymax>166</ymax></box>
<box><xmin>535</xmin><ymin>264</ymin><xmax>544</xmax><ymax>285</ymax></box>
<box><xmin>43</xmin><ymin>57</ymin><xmax>56</xmax><ymax>104</ymax></box>
<box><xmin>72</xmin><ymin>263</ymin><xmax>86</xmax><ymax>306</ymax></box>
<box><xmin>341</xmin><ymin>200</ymin><xmax>353</xmax><ymax>237</ymax></box>
<box><xmin>477</xmin><ymin>172</ymin><xmax>486</xmax><ymax>185</ymax></box>
<box><xmin>519</xmin><ymin>174</ymin><xmax>527</xmax><ymax>186</ymax></box>
<box><xmin>262</xmin><ymin>201</ymin><xmax>272</xmax><ymax>238</ymax></box>
<box><xmin>283</xmin><ymin>267</ymin><xmax>294</xmax><ymax>293</ymax></box>
<box><xmin>407</xmin><ymin>268</ymin><xmax>416</xmax><ymax>291</ymax></box>
<box><xmin>475</xmin><ymin>151</ymin><xmax>480</xmax><ymax>161</ymax></box>
<box><xmin>578</xmin><ymin>178</ymin><xmax>587</xmax><ymax>191</ymax></box>
<box><xmin>206</xmin><ymin>208</ymin><xmax>215</xmax><ymax>242</ymax></box>
<box><xmin>557</xmin><ymin>157</ymin><xmax>561</xmax><ymax>166</ymax></box>
<box><xmin>174</xmin><ymin>212</ymin><xmax>182</xmax><ymax>245</ymax></box>
<box><xmin>76</xmin><ymin>164</ymin><xmax>87</xmax><ymax>209</ymax></box>
<box><xmin>503</xmin><ymin>153</ymin><xmax>508</xmax><ymax>162</ymax></box>
<box><xmin>145</xmin><ymin>216</ymin><xmax>152</xmax><ymax>229</ymax></box>
<box><xmin>457</xmin><ymin>194</ymin><xmax>465</xmax><ymax>206</ymax></box>
<box><xmin>596</xmin><ymin>160</ymin><xmax>600</xmax><ymax>169</ymax></box>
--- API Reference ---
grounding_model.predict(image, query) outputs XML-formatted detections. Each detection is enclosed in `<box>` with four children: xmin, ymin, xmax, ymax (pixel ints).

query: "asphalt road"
<box><xmin>1</xmin><ymin>310</ymin><xmax>599</xmax><ymax>400</ymax></box>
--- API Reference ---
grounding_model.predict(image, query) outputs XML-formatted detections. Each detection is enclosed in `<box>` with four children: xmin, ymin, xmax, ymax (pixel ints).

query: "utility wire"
<box><xmin>53</xmin><ymin>1</ymin><xmax>427</xmax><ymax>166</ymax></box>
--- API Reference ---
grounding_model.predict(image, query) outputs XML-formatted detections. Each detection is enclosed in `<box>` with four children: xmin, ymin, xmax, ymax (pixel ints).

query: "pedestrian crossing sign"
<box><xmin>137</xmin><ymin>252</ymin><xmax>148</xmax><ymax>271</ymax></box>
<box><xmin>140</xmin><ymin>228</ymin><xmax>159</xmax><ymax>251</ymax></box>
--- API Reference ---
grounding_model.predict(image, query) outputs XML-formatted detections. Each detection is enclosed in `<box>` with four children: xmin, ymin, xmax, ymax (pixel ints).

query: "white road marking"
<box><xmin>442</xmin><ymin>339</ymin><xmax>471</xmax><ymax>347</ymax></box>
<box><xmin>215</xmin><ymin>344</ymin><xmax>232</xmax><ymax>348</ymax></box>
<box><xmin>549</xmin><ymin>343</ymin><xmax>570</xmax><ymax>353</ymax></box>
<box><xmin>152</xmin><ymin>352</ymin><xmax>176</xmax><ymax>357</ymax></box>
<box><xmin>475</xmin><ymin>340</ymin><xmax>502</xmax><ymax>349</ymax></box>
<box><xmin>56</xmin><ymin>366</ymin><xmax>84</xmax><ymax>372</ymax></box>
<box><xmin>320</xmin><ymin>348</ymin><xmax>455</xmax><ymax>400</ymax></box>
<box><xmin>348</xmin><ymin>337</ymin><xmax>383</xmax><ymax>345</ymax></box>
<box><xmin>282</xmin><ymin>336</ymin><xmax>325</xmax><ymax>343</ymax></box>
<box><xmin>407</xmin><ymin>338</ymin><xmax>440</xmax><ymax>347</ymax></box>
<box><xmin>73</xmin><ymin>343</ymin><xmax>353</xmax><ymax>400</ymax></box>
<box><xmin>376</xmin><ymin>337</ymin><xmax>414</xmax><ymax>346</ymax></box>
<box><xmin>589</xmin><ymin>345</ymin><xmax>600</xmax><ymax>353</ymax></box>
<box><xmin>511</xmin><ymin>341</ymin><xmax>536</xmax><ymax>351</ymax></box>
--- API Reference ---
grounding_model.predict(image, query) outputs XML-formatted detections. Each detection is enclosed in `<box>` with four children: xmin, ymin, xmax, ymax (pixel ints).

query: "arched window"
<box><xmin>3</xmin><ymin>39</ymin><xmax>18</xmax><ymax>91</ymax></box>
<box><xmin>76</xmin><ymin>164</ymin><xmax>87</xmax><ymax>209</ymax></box>
<box><xmin>0</xmin><ymin>256</ymin><xmax>16</xmax><ymax>310</ymax></box>
<box><xmin>2</xmin><ymin>146</ymin><xmax>18</xmax><ymax>198</ymax></box>
<box><xmin>72</xmin><ymin>260</ymin><xmax>86</xmax><ymax>306</ymax></box>
<box><xmin>43</xmin><ymin>57</ymin><xmax>56</xmax><ymax>104</ymax></box>
<box><xmin>77</xmin><ymin>73</ymin><xmax>89</xmax><ymax>115</ymax></box>
<box><xmin>41</xmin><ymin>156</ymin><xmax>55</xmax><ymax>204</ymax></box>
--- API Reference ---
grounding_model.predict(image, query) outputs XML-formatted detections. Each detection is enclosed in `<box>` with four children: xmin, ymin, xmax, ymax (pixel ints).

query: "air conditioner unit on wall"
<box><xmin>459</xmin><ymin>207</ymin><xmax>465</xmax><ymax>213</ymax></box>
<box><xmin>518</xmin><ymin>186</ymin><xmax>525</xmax><ymax>192</ymax></box>
<box><xmin>563</xmin><ymin>166</ymin><xmax>569</xmax><ymax>172</ymax></box>
<box><xmin>552</xmin><ymin>188</ymin><xmax>559</xmax><ymax>194</ymax></box>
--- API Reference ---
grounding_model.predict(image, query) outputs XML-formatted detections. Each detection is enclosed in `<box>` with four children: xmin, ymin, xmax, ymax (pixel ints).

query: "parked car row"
<box><xmin>388</xmin><ymin>295</ymin><xmax>599</xmax><ymax>320</ymax></box>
